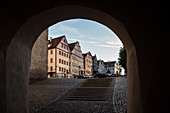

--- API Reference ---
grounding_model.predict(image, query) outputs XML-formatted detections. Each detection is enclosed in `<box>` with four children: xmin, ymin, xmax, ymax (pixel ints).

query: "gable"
<box><xmin>48</xmin><ymin>35</ymin><xmax>64</xmax><ymax>49</ymax></box>
<box><xmin>57</xmin><ymin>36</ymin><xmax>70</xmax><ymax>52</ymax></box>
<box><xmin>72</xmin><ymin>43</ymin><xmax>83</xmax><ymax>57</ymax></box>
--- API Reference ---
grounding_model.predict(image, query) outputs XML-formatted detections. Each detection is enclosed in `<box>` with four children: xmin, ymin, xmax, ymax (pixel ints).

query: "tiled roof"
<box><xmin>104</xmin><ymin>61</ymin><xmax>116</xmax><ymax>67</ymax></box>
<box><xmin>83</xmin><ymin>51</ymin><xmax>92</xmax><ymax>57</ymax></box>
<box><xmin>92</xmin><ymin>55</ymin><xmax>97</xmax><ymax>60</ymax></box>
<box><xmin>48</xmin><ymin>35</ymin><xmax>65</xmax><ymax>49</ymax></box>
<box><xmin>68</xmin><ymin>42</ymin><xmax>78</xmax><ymax>52</ymax></box>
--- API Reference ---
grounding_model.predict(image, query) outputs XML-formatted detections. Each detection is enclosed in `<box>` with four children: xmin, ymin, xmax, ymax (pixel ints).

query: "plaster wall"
<box><xmin>48</xmin><ymin>48</ymin><xmax>56</xmax><ymax>73</ymax></box>
<box><xmin>56</xmin><ymin>39</ymin><xmax>70</xmax><ymax>78</ymax></box>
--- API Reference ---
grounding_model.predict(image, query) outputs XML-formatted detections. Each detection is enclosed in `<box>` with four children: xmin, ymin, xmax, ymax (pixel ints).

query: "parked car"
<box><xmin>83</xmin><ymin>75</ymin><xmax>89</xmax><ymax>78</ymax></box>
<box><xmin>94</xmin><ymin>73</ymin><xmax>108</xmax><ymax>78</ymax></box>
<box><xmin>106</xmin><ymin>73</ymin><xmax>112</xmax><ymax>77</ymax></box>
<box><xmin>89</xmin><ymin>75</ymin><xmax>94</xmax><ymax>78</ymax></box>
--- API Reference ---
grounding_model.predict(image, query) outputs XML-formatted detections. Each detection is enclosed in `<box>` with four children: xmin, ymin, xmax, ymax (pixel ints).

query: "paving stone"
<box><xmin>29</xmin><ymin>78</ymin><xmax>85</xmax><ymax>113</ymax></box>
<box><xmin>29</xmin><ymin>77</ymin><xmax>127</xmax><ymax>113</ymax></box>
<box><xmin>113</xmin><ymin>77</ymin><xmax>127</xmax><ymax>113</ymax></box>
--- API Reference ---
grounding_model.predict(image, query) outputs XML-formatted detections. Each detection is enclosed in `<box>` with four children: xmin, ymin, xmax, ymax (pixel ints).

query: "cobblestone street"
<box><xmin>29</xmin><ymin>77</ymin><xmax>127</xmax><ymax>113</ymax></box>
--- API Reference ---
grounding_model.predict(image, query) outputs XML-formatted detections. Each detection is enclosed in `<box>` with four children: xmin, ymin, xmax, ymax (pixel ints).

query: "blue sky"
<box><xmin>49</xmin><ymin>19</ymin><xmax>123</xmax><ymax>62</ymax></box>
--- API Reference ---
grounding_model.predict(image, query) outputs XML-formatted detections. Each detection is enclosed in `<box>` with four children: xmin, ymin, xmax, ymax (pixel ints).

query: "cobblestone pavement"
<box><xmin>29</xmin><ymin>77</ymin><xmax>127</xmax><ymax>113</ymax></box>
<box><xmin>113</xmin><ymin>77</ymin><xmax>127</xmax><ymax>113</ymax></box>
<box><xmin>29</xmin><ymin>78</ymin><xmax>86</xmax><ymax>113</ymax></box>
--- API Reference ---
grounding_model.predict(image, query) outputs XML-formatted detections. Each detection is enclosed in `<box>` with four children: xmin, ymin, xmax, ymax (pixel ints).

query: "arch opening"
<box><xmin>29</xmin><ymin>18</ymin><xmax>127</xmax><ymax>112</ymax></box>
<box><xmin>6</xmin><ymin>5</ymin><xmax>140</xmax><ymax>113</ymax></box>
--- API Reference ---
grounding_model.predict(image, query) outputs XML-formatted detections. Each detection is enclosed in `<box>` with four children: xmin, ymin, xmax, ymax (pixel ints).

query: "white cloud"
<box><xmin>67</xmin><ymin>38</ymin><xmax>81</xmax><ymax>42</ymax></box>
<box><xmin>87</xmin><ymin>36</ymin><xmax>100</xmax><ymax>40</ymax></box>
<box><xmin>49</xmin><ymin>23</ymin><xmax>85</xmax><ymax>38</ymax></box>
<box><xmin>95</xmin><ymin>44</ymin><xmax>121</xmax><ymax>48</ymax></box>
<box><xmin>66</xmin><ymin>19</ymin><xmax>81</xmax><ymax>23</ymax></box>
<box><xmin>106</xmin><ymin>41</ymin><xmax>122</xmax><ymax>45</ymax></box>
<box><xmin>58</xmin><ymin>24</ymin><xmax>79</xmax><ymax>34</ymax></box>
<box><xmin>82</xmin><ymin>40</ymin><xmax>98</xmax><ymax>44</ymax></box>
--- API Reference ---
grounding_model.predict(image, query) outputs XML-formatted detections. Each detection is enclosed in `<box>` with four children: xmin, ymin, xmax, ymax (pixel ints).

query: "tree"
<box><xmin>107</xmin><ymin>69</ymin><xmax>111</xmax><ymax>74</ymax></box>
<box><xmin>118</xmin><ymin>47</ymin><xmax>127</xmax><ymax>74</ymax></box>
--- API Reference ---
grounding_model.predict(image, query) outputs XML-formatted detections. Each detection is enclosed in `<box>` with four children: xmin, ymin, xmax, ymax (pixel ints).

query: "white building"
<box><xmin>104</xmin><ymin>61</ymin><xmax>116</xmax><ymax>75</ymax></box>
<box><xmin>120</xmin><ymin>67</ymin><xmax>126</xmax><ymax>75</ymax></box>
<box><xmin>97</xmin><ymin>59</ymin><xmax>105</xmax><ymax>73</ymax></box>
<box><xmin>48</xmin><ymin>35</ymin><xmax>71</xmax><ymax>78</ymax></box>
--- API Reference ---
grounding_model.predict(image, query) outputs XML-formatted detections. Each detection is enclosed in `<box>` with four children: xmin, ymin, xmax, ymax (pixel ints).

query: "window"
<box><xmin>62</xmin><ymin>52</ymin><xmax>63</xmax><ymax>56</ymax></box>
<box><xmin>67</xmin><ymin>61</ymin><xmax>68</xmax><ymax>65</ymax></box>
<box><xmin>50</xmin><ymin>50</ymin><xmax>53</xmax><ymax>54</ymax></box>
<box><xmin>64</xmin><ymin>61</ymin><xmax>66</xmax><ymax>65</ymax></box>
<box><xmin>64</xmin><ymin>39</ymin><xmax>66</xmax><ymax>43</ymax></box>
<box><xmin>59</xmin><ymin>59</ymin><xmax>61</xmax><ymax>63</ymax></box>
<box><xmin>62</xmin><ymin>68</ymin><xmax>63</xmax><ymax>72</ymax></box>
<box><xmin>50</xmin><ymin>67</ymin><xmax>53</xmax><ymax>71</ymax></box>
<box><xmin>64</xmin><ymin>53</ymin><xmax>66</xmax><ymax>57</ymax></box>
<box><xmin>50</xmin><ymin>58</ymin><xmax>53</xmax><ymax>63</ymax></box>
<box><xmin>59</xmin><ymin>67</ymin><xmax>61</xmax><ymax>71</ymax></box>
<box><xmin>62</xmin><ymin>44</ymin><xmax>63</xmax><ymax>48</ymax></box>
<box><xmin>67</xmin><ymin>54</ymin><xmax>68</xmax><ymax>58</ymax></box>
<box><xmin>59</xmin><ymin>51</ymin><xmax>61</xmax><ymax>55</ymax></box>
<box><xmin>62</xmin><ymin>60</ymin><xmax>63</xmax><ymax>64</ymax></box>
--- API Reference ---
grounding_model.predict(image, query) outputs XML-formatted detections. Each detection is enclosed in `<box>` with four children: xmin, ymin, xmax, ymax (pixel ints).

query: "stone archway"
<box><xmin>6</xmin><ymin>5</ymin><xmax>139</xmax><ymax>113</ymax></box>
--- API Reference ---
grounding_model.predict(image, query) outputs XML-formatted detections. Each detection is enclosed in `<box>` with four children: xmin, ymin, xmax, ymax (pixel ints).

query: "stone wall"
<box><xmin>0</xmin><ymin>2</ymin><xmax>169</xmax><ymax>113</ymax></box>
<box><xmin>29</xmin><ymin>29</ymin><xmax>48</xmax><ymax>82</ymax></box>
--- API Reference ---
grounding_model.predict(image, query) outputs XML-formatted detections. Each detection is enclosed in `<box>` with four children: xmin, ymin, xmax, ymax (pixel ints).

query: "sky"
<box><xmin>48</xmin><ymin>19</ymin><xmax>123</xmax><ymax>62</ymax></box>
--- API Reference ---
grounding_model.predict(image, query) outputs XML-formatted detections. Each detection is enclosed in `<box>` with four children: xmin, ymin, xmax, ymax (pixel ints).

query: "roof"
<box><xmin>104</xmin><ymin>61</ymin><xmax>116</xmax><ymax>67</ymax></box>
<box><xmin>48</xmin><ymin>35</ymin><xmax>65</xmax><ymax>49</ymax></box>
<box><xmin>68</xmin><ymin>42</ymin><xmax>78</xmax><ymax>52</ymax></box>
<box><xmin>92</xmin><ymin>54</ymin><xmax>97</xmax><ymax>60</ymax></box>
<box><xmin>97</xmin><ymin>59</ymin><xmax>104</xmax><ymax>62</ymax></box>
<box><xmin>83</xmin><ymin>52</ymin><xmax>92</xmax><ymax>57</ymax></box>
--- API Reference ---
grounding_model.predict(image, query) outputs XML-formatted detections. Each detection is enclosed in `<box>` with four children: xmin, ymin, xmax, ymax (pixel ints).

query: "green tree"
<box><xmin>118</xmin><ymin>47</ymin><xmax>127</xmax><ymax>74</ymax></box>
<box><xmin>107</xmin><ymin>69</ymin><xmax>111</xmax><ymax>74</ymax></box>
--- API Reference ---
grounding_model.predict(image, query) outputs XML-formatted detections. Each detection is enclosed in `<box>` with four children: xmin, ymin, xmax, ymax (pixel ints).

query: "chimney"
<box><xmin>50</xmin><ymin>37</ymin><xmax>52</xmax><ymax>42</ymax></box>
<box><xmin>76</xmin><ymin>41</ymin><xmax>79</xmax><ymax>43</ymax></box>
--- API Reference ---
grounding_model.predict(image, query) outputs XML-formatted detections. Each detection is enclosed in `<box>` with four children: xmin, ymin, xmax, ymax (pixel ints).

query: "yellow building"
<box><xmin>48</xmin><ymin>35</ymin><xmax>71</xmax><ymax>78</ymax></box>
<box><xmin>69</xmin><ymin>41</ymin><xmax>84</xmax><ymax>78</ymax></box>
<box><xmin>83</xmin><ymin>52</ymin><xmax>92</xmax><ymax>75</ymax></box>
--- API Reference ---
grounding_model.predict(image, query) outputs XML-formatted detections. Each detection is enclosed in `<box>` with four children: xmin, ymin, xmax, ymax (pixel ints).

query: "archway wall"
<box><xmin>6</xmin><ymin>5</ymin><xmax>140</xmax><ymax>113</ymax></box>
<box><xmin>29</xmin><ymin>29</ymin><xmax>48</xmax><ymax>82</ymax></box>
<box><xmin>1</xmin><ymin>1</ymin><xmax>169</xmax><ymax>113</ymax></box>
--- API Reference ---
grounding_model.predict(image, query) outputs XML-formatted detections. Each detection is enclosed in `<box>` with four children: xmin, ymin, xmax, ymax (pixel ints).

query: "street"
<box><xmin>29</xmin><ymin>77</ymin><xmax>127</xmax><ymax>113</ymax></box>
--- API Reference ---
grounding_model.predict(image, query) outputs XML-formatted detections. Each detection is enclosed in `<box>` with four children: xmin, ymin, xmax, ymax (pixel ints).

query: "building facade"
<box><xmin>97</xmin><ymin>59</ymin><xmax>105</xmax><ymax>73</ymax></box>
<box><xmin>92</xmin><ymin>54</ymin><xmax>98</xmax><ymax>74</ymax></box>
<box><xmin>104</xmin><ymin>61</ymin><xmax>116</xmax><ymax>75</ymax></box>
<box><xmin>114</xmin><ymin>62</ymin><xmax>121</xmax><ymax>76</ymax></box>
<box><xmin>69</xmin><ymin>41</ymin><xmax>84</xmax><ymax>77</ymax></box>
<box><xmin>83</xmin><ymin>52</ymin><xmax>92</xmax><ymax>75</ymax></box>
<box><xmin>48</xmin><ymin>35</ymin><xmax>71</xmax><ymax>78</ymax></box>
